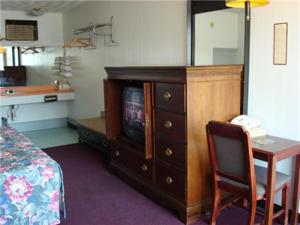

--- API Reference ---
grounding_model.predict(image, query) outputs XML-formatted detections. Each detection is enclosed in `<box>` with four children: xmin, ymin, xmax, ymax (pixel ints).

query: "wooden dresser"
<box><xmin>104</xmin><ymin>65</ymin><xmax>243</xmax><ymax>224</ymax></box>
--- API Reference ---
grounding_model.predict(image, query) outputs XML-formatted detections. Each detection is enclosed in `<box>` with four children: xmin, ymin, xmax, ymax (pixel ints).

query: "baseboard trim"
<box><xmin>10</xmin><ymin>118</ymin><xmax>68</xmax><ymax>132</ymax></box>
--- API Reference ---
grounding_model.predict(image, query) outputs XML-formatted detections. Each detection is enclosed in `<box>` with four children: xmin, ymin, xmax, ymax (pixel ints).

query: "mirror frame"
<box><xmin>187</xmin><ymin>0</ymin><xmax>250</xmax><ymax>113</ymax></box>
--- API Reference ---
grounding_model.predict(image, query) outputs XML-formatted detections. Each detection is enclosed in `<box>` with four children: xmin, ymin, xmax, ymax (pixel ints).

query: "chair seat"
<box><xmin>255</xmin><ymin>166</ymin><xmax>290</xmax><ymax>195</ymax></box>
<box><xmin>221</xmin><ymin>166</ymin><xmax>290</xmax><ymax>196</ymax></box>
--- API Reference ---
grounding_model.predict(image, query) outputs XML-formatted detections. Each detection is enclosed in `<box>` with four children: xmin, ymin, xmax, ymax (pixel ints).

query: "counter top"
<box><xmin>0</xmin><ymin>85</ymin><xmax>74</xmax><ymax>97</ymax></box>
<box><xmin>0</xmin><ymin>85</ymin><xmax>75</xmax><ymax>106</ymax></box>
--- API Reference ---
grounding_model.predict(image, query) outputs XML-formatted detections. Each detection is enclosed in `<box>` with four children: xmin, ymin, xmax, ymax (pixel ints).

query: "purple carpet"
<box><xmin>44</xmin><ymin>143</ymin><xmax>264</xmax><ymax>225</ymax></box>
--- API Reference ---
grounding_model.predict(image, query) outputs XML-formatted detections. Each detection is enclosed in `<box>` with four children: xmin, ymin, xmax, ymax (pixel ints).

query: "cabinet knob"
<box><xmin>82</xmin><ymin>130</ymin><xmax>89</xmax><ymax>136</ymax></box>
<box><xmin>102</xmin><ymin>139</ymin><xmax>109</xmax><ymax>148</ymax></box>
<box><xmin>165</xmin><ymin>176</ymin><xmax>173</xmax><ymax>184</ymax></box>
<box><xmin>141</xmin><ymin>164</ymin><xmax>148</xmax><ymax>172</ymax></box>
<box><xmin>114</xmin><ymin>150</ymin><xmax>120</xmax><ymax>157</ymax></box>
<box><xmin>163</xmin><ymin>91</ymin><xmax>172</xmax><ymax>101</ymax></box>
<box><xmin>164</xmin><ymin>148</ymin><xmax>173</xmax><ymax>157</ymax></box>
<box><xmin>164</xmin><ymin>121</ymin><xmax>172</xmax><ymax>129</ymax></box>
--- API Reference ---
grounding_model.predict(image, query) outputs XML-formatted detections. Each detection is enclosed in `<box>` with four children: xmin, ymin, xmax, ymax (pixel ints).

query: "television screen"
<box><xmin>122</xmin><ymin>86</ymin><xmax>145</xmax><ymax>144</ymax></box>
<box><xmin>0</xmin><ymin>66</ymin><xmax>27</xmax><ymax>87</ymax></box>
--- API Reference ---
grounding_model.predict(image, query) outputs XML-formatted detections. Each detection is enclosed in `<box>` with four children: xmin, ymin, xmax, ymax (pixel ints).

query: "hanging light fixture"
<box><xmin>226</xmin><ymin>0</ymin><xmax>269</xmax><ymax>21</ymax></box>
<box><xmin>0</xmin><ymin>47</ymin><xmax>5</xmax><ymax>54</ymax></box>
<box><xmin>225</xmin><ymin>0</ymin><xmax>269</xmax><ymax>114</ymax></box>
<box><xmin>0</xmin><ymin>38</ymin><xmax>5</xmax><ymax>54</ymax></box>
<box><xmin>226</xmin><ymin>0</ymin><xmax>269</xmax><ymax>8</ymax></box>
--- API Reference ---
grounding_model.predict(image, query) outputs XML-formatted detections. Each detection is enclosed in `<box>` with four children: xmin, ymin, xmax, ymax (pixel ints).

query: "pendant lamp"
<box><xmin>0</xmin><ymin>47</ymin><xmax>5</xmax><ymax>54</ymax></box>
<box><xmin>225</xmin><ymin>0</ymin><xmax>269</xmax><ymax>114</ymax></box>
<box><xmin>226</xmin><ymin>0</ymin><xmax>269</xmax><ymax>8</ymax></box>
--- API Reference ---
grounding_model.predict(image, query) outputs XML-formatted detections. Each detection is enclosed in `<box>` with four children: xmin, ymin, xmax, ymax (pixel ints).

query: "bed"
<box><xmin>0</xmin><ymin>126</ymin><xmax>65</xmax><ymax>225</ymax></box>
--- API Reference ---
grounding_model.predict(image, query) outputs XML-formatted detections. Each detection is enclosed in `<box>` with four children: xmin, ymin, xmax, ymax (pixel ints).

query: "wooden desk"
<box><xmin>77</xmin><ymin>117</ymin><xmax>109</xmax><ymax>155</ymax></box>
<box><xmin>252</xmin><ymin>135</ymin><xmax>300</xmax><ymax>225</ymax></box>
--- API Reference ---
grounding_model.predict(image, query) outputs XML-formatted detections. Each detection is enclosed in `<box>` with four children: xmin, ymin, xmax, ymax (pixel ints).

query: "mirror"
<box><xmin>188</xmin><ymin>0</ymin><xmax>249</xmax><ymax>113</ymax></box>
<box><xmin>0</xmin><ymin>46</ymin><xmax>64</xmax><ymax>87</ymax></box>
<box><xmin>194</xmin><ymin>8</ymin><xmax>244</xmax><ymax>65</ymax></box>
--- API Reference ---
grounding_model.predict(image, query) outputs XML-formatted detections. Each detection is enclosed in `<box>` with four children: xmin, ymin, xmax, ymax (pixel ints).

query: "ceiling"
<box><xmin>1</xmin><ymin>1</ymin><xmax>85</xmax><ymax>13</ymax></box>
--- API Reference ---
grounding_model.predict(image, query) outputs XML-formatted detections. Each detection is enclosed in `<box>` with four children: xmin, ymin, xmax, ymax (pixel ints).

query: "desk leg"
<box><xmin>291</xmin><ymin>154</ymin><xmax>300</xmax><ymax>225</ymax></box>
<box><xmin>264</xmin><ymin>155</ymin><xmax>277</xmax><ymax>225</ymax></box>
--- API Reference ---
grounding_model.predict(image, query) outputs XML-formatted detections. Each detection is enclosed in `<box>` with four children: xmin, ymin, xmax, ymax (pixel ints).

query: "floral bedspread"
<box><xmin>0</xmin><ymin>126</ymin><xmax>65</xmax><ymax>225</ymax></box>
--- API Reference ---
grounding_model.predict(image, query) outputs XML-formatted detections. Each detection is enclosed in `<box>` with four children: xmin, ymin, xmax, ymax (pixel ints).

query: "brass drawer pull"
<box><xmin>102</xmin><ymin>139</ymin><xmax>109</xmax><ymax>148</ymax></box>
<box><xmin>82</xmin><ymin>130</ymin><xmax>89</xmax><ymax>136</ymax></box>
<box><xmin>164</xmin><ymin>121</ymin><xmax>172</xmax><ymax>129</ymax></box>
<box><xmin>141</xmin><ymin>164</ymin><xmax>148</xmax><ymax>172</ymax></box>
<box><xmin>114</xmin><ymin>150</ymin><xmax>120</xmax><ymax>157</ymax></box>
<box><xmin>163</xmin><ymin>91</ymin><xmax>172</xmax><ymax>101</ymax></box>
<box><xmin>165</xmin><ymin>176</ymin><xmax>173</xmax><ymax>184</ymax></box>
<box><xmin>164</xmin><ymin>148</ymin><xmax>173</xmax><ymax>157</ymax></box>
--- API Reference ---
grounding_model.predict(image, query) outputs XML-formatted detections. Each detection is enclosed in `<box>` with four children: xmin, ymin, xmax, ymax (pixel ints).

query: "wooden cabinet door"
<box><xmin>144</xmin><ymin>82</ymin><xmax>153</xmax><ymax>159</ymax></box>
<box><xmin>104</xmin><ymin>79</ymin><xmax>122</xmax><ymax>140</ymax></box>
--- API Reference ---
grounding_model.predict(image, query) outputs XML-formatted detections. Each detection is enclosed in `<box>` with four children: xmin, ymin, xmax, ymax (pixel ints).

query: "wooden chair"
<box><xmin>206</xmin><ymin>121</ymin><xmax>291</xmax><ymax>225</ymax></box>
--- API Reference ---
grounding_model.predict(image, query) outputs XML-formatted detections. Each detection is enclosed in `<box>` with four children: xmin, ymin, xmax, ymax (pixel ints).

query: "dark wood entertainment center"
<box><xmin>104</xmin><ymin>65</ymin><xmax>243</xmax><ymax>224</ymax></box>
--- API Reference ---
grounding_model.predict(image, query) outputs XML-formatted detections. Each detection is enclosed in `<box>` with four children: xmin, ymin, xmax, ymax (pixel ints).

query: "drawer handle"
<box><xmin>165</xmin><ymin>176</ymin><xmax>173</xmax><ymax>184</ymax></box>
<box><xmin>141</xmin><ymin>164</ymin><xmax>148</xmax><ymax>172</ymax></box>
<box><xmin>164</xmin><ymin>121</ymin><xmax>172</xmax><ymax>129</ymax></box>
<box><xmin>102</xmin><ymin>139</ymin><xmax>109</xmax><ymax>148</ymax></box>
<box><xmin>83</xmin><ymin>130</ymin><xmax>89</xmax><ymax>136</ymax></box>
<box><xmin>164</xmin><ymin>148</ymin><xmax>173</xmax><ymax>157</ymax></box>
<box><xmin>114</xmin><ymin>150</ymin><xmax>120</xmax><ymax>157</ymax></box>
<box><xmin>163</xmin><ymin>91</ymin><xmax>172</xmax><ymax>101</ymax></box>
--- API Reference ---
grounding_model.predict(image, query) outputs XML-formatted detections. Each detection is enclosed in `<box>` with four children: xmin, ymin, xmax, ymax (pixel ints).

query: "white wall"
<box><xmin>1</xmin><ymin>102</ymin><xmax>68</xmax><ymax>124</ymax></box>
<box><xmin>62</xmin><ymin>1</ymin><xmax>187</xmax><ymax>119</ymax></box>
<box><xmin>248</xmin><ymin>0</ymin><xmax>300</xmax><ymax>211</ymax></box>
<box><xmin>194</xmin><ymin>9</ymin><xmax>244</xmax><ymax>65</ymax></box>
<box><xmin>1</xmin><ymin>10</ymin><xmax>63</xmax><ymax>46</ymax></box>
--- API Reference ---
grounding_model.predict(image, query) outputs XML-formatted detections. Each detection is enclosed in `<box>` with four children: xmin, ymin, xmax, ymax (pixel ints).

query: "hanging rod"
<box><xmin>73</xmin><ymin>16</ymin><xmax>113</xmax><ymax>35</ymax></box>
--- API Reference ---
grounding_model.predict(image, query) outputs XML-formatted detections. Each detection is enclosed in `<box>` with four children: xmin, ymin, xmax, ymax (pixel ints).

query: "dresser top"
<box><xmin>105</xmin><ymin>65</ymin><xmax>243</xmax><ymax>83</ymax></box>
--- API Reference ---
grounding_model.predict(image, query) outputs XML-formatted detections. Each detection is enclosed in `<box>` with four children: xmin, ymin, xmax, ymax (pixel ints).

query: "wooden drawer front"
<box><xmin>155</xmin><ymin>110</ymin><xmax>186</xmax><ymax>140</ymax></box>
<box><xmin>78</xmin><ymin>126</ymin><xmax>109</xmax><ymax>147</ymax></box>
<box><xmin>155</xmin><ymin>135</ymin><xmax>186</xmax><ymax>169</ymax></box>
<box><xmin>155</xmin><ymin>162</ymin><xmax>186</xmax><ymax>202</ymax></box>
<box><xmin>111</xmin><ymin>143</ymin><xmax>152</xmax><ymax>180</ymax></box>
<box><xmin>155</xmin><ymin>83</ymin><xmax>185</xmax><ymax>113</ymax></box>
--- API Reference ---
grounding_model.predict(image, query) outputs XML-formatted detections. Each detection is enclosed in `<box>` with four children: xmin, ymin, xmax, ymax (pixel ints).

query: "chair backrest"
<box><xmin>206</xmin><ymin>121</ymin><xmax>256</xmax><ymax>192</ymax></box>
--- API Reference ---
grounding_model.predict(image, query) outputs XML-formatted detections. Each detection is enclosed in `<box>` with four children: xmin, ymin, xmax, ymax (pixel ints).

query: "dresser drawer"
<box><xmin>111</xmin><ymin>142</ymin><xmax>152</xmax><ymax>180</ymax></box>
<box><xmin>154</xmin><ymin>83</ymin><xmax>185</xmax><ymax>113</ymax></box>
<box><xmin>155</xmin><ymin>110</ymin><xmax>186</xmax><ymax>140</ymax></box>
<box><xmin>155</xmin><ymin>135</ymin><xmax>186</xmax><ymax>169</ymax></box>
<box><xmin>77</xmin><ymin>125</ymin><xmax>109</xmax><ymax>154</ymax></box>
<box><xmin>155</xmin><ymin>162</ymin><xmax>186</xmax><ymax>202</ymax></box>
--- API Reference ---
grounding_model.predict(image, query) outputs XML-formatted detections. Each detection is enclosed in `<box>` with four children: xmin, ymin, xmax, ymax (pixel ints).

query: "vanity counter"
<box><xmin>0</xmin><ymin>85</ymin><xmax>75</xmax><ymax>106</ymax></box>
<box><xmin>0</xmin><ymin>85</ymin><xmax>75</xmax><ymax>132</ymax></box>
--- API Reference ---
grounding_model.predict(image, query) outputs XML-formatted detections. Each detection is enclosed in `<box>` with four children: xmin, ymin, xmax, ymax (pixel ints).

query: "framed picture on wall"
<box><xmin>273</xmin><ymin>22</ymin><xmax>288</xmax><ymax>65</ymax></box>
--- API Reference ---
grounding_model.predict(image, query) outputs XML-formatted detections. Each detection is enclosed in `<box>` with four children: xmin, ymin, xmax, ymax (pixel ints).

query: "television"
<box><xmin>0</xmin><ymin>66</ymin><xmax>27</xmax><ymax>87</ymax></box>
<box><xmin>122</xmin><ymin>86</ymin><xmax>145</xmax><ymax>144</ymax></box>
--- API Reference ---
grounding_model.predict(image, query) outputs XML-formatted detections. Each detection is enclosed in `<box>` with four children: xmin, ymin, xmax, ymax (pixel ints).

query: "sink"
<box><xmin>0</xmin><ymin>89</ymin><xmax>20</xmax><ymax>96</ymax></box>
<box><xmin>5</xmin><ymin>89</ymin><xmax>17</xmax><ymax>95</ymax></box>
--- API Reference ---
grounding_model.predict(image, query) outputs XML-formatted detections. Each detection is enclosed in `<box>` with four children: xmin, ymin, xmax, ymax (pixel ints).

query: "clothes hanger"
<box><xmin>63</xmin><ymin>37</ymin><xmax>90</xmax><ymax>48</ymax></box>
<box><xmin>21</xmin><ymin>47</ymin><xmax>39</xmax><ymax>54</ymax></box>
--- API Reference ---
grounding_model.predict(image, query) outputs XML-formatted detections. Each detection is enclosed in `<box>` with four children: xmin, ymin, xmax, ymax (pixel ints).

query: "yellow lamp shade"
<box><xmin>0</xmin><ymin>47</ymin><xmax>5</xmax><ymax>54</ymax></box>
<box><xmin>226</xmin><ymin>0</ymin><xmax>269</xmax><ymax>8</ymax></box>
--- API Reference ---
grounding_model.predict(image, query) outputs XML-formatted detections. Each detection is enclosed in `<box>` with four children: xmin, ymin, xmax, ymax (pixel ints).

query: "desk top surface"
<box><xmin>252</xmin><ymin>135</ymin><xmax>300</xmax><ymax>160</ymax></box>
<box><xmin>78</xmin><ymin>117</ymin><xmax>106</xmax><ymax>135</ymax></box>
